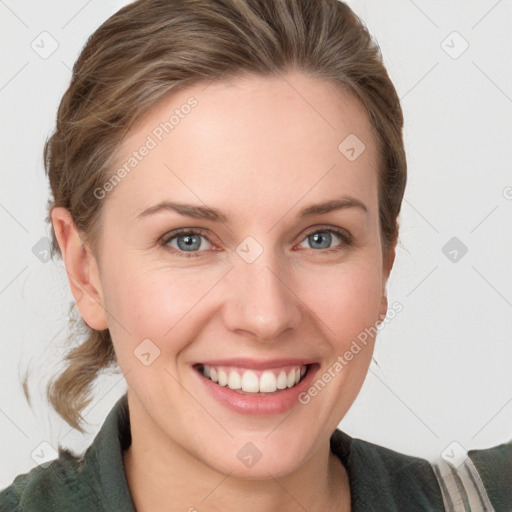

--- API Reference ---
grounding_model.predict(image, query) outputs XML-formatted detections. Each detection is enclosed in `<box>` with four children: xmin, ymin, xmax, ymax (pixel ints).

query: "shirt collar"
<box><xmin>81</xmin><ymin>393</ymin><xmax>136</xmax><ymax>511</ymax></box>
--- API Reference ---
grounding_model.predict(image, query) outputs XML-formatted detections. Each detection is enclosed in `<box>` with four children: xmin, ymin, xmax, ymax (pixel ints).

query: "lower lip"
<box><xmin>193</xmin><ymin>364</ymin><xmax>320</xmax><ymax>416</ymax></box>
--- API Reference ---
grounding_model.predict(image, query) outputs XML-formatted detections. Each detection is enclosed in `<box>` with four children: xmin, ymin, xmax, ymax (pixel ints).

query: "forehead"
<box><xmin>107</xmin><ymin>71</ymin><xmax>379</xmax><ymax>223</ymax></box>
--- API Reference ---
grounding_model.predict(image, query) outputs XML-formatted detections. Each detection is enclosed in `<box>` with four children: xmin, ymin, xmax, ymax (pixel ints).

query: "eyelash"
<box><xmin>159</xmin><ymin>226</ymin><xmax>353</xmax><ymax>259</ymax></box>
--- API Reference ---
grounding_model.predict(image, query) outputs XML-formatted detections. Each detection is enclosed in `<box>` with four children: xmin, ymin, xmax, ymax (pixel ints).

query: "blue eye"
<box><xmin>298</xmin><ymin>228</ymin><xmax>350</xmax><ymax>251</ymax></box>
<box><xmin>162</xmin><ymin>230</ymin><xmax>212</xmax><ymax>257</ymax></box>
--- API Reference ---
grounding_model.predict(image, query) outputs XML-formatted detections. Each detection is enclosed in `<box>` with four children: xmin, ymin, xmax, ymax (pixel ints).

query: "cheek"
<box><xmin>100</xmin><ymin>260</ymin><xmax>224</xmax><ymax>360</ymax></box>
<box><xmin>290</xmin><ymin>261</ymin><xmax>383</xmax><ymax>424</ymax></box>
<box><xmin>294</xmin><ymin>260</ymin><xmax>384</xmax><ymax>346</ymax></box>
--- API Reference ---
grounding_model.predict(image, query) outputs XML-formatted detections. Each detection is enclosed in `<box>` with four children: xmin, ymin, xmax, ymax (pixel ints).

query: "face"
<box><xmin>85</xmin><ymin>71</ymin><xmax>391</xmax><ymax>478</ymax></box>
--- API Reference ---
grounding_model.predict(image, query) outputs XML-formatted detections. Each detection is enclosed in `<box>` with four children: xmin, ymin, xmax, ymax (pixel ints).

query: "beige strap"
<box><xmin>430</xmin><ymin>455</ymin><xmax>495</xmax><ymax>511</ymax></box>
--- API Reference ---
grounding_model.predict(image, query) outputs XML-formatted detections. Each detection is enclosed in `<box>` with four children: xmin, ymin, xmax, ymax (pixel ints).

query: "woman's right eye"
<box><xmin>161</xmin><ymin>229</ymin><xmax>214</xmax><ymax>258</ymax></box>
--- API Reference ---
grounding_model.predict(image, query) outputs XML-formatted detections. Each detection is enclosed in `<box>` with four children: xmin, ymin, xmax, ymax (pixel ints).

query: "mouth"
<box><xmin>193</xmin><ymin>362</ymin><xmax>313</xmax><ymax>396</ymax></box>
<box><xmin>192</xmin><ymin>359</ymin><xmax>320</xmax><ymax>415</ymax></box>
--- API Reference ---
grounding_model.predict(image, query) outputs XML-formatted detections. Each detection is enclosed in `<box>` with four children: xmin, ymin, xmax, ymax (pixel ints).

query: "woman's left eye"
<box><xmin>297</xmin><ymin>228</ymin><xmax>351</xmax><ymax>252</ymax></box>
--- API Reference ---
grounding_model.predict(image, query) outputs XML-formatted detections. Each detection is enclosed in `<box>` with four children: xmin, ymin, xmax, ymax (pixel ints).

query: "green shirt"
<box><xmin>1</xmin><ymin>394</ymin><xmax>510</xmax><ymax>511</ymax></box>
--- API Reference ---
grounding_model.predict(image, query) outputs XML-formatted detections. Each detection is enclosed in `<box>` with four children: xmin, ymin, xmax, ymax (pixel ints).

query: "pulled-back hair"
<box><xmin>42</xmin><ymin>0</ymin><xmax>406</xmax><ymax>430</ymax></box>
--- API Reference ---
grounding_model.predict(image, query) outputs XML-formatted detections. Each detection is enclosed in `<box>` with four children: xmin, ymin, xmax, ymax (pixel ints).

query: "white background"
<box><xmin>1</xmin><ymin>0</ymin><xmax>511</xmax><ymax>488</ymax></box>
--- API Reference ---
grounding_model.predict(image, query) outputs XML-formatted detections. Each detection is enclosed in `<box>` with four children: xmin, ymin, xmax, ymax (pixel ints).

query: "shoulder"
<box><xmin>0</xmin><ymin>394</ymin><xmax>135</xmax><ymax>512</ymax></box>
<box><xmin>431</xmin><ymin>439</ymin><xmax>512</xmax><ymax>512</ymax></box>
<box><xmin>331</xmin><ymin>429</ymin><xmax>445</xmax><ymax>510</ymax></box>
<box><xmin>331</xmin><ymin>429</ymin><xmax>512</xmax><ymax>512</ymax></box>
<box><xmin>0</xmin><ymin>448</ymin><xmax>103</xmax><ymax>511</ymax></box>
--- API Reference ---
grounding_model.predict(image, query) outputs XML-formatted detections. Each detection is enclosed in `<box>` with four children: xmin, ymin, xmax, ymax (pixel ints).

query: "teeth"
<box><xmin>218</xmin><ymin>369</ymin><xmax>228</xmax><ymax>386</ymax></box>
<box><xmin>201</xmin><ymin>364</ymin><xmax>307</xmax><ymax>393</ymax></box>
<box><xmin>259</xmin><ymin>371</ymin><xmax>277</xmax><ymax>393</ymax></box>
<box><xmin>277</xmin><ymin>371</ymin><xmax>287</xmax><ymax>389</ymax></box>
<box><xmin>228</xmin><ymin>370</ymin><xmax>241</xmax><ymax>389</ymax></box>
<box><xmin>241</xmin><ymin>370</ymin><xmax>259</xmax><ymax>392</ymax></box>
<box><xmin>286</xmin><ymin>370</ymin><xmax>295</xmax><ymax>388</ymax></box>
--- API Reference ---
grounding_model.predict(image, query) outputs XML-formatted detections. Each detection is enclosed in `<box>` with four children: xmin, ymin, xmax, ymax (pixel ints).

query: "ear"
<box><xmin>378</xmin><ymin>243</ymin><xmax>397</xmax><ymax>323</ymax></box>
<box><xmin>51</xmin><ymin>207</ymin><xmax>108</xmax><ymax>331</ymax></box>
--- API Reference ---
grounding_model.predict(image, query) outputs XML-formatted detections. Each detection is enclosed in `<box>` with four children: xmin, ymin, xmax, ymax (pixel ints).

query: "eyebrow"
<box><xmin>135</xmin><ymin>195</ymin><xmax>368</xmax><ymax>223</ymax></box>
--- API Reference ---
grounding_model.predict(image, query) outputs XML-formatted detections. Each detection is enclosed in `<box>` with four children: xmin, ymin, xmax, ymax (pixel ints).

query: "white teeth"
<box><xmin>286</xmin><ymin>370</ymin><xmax>295</xmax><ymax>388</ymax></box>
<box><xmin>241</xmin><ymin>370</ymin><xmax>260</xmax><ymax>392</ymax></box>
<box><xmin>201</xmin><ymin>365</ymin><xmax>308</xmax><ymax>393</ymax></box>
<box><xmin>218</xmin><ymin>369</ymin><xmax>228</xmax><ymax>386</ymax></box>
<box><xmin>259</xmin><ymin>371</ymin><xmax>277</xmax><ymax>393</ymax></box>
<box><xmin>277</xmin><ymin>371</ymin><xmax>288</xmax><ymax>389</ymax></box>
<box><xmin>228</xmin><ymin>370</ymin><xmax>241</xmax><ymax>389</ymax></box>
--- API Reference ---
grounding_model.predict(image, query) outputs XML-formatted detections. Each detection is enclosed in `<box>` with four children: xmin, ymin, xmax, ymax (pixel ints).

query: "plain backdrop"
<box><xmin>1</xmin><ymin>0</ymin><xmax>511</xmax><ymax>488</ymax></box>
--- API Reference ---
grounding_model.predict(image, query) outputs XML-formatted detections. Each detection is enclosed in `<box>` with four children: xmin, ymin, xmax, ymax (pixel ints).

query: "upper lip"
<box><xmin>194</xmin><ymin>358</ymin><xmax>316</xmax><ymax>370</ymax></box>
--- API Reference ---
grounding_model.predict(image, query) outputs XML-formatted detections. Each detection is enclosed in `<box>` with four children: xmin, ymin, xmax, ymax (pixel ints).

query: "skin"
<box><xmin>52</xmin><ymin>70</ymin><xmax>395</xmax><ymax>511</ymax></box>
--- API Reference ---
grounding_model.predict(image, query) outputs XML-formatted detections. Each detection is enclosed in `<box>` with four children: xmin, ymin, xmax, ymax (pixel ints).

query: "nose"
<box><xmin>222</xmin><ymin>252</ymin><xmax>303</xmax><ymax>342</ymax></box>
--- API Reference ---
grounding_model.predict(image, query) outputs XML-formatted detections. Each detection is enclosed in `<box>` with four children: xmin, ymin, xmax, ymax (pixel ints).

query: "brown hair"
<box><xmin>41</xmin><ymin>0</ymin><xmax>406</xmax><ymax>430</ymax></box>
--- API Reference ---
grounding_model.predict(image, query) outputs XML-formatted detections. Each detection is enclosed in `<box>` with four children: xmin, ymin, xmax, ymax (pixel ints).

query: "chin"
<box><xmin>195</xmin><ymin>429</ymin><xmax>320</xmax><ymax>480</ymax></box>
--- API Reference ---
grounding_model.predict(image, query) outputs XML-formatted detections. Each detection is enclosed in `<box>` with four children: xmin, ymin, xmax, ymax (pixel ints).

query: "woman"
<box><xmin>1</xmin><ymin>0</ymin><xmax>510</xmax><ymax>510</ymax></box>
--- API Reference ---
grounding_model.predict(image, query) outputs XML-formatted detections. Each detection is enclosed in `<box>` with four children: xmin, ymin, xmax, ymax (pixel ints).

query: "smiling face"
<box><xmin>81</xmin><ymin>70</ymin><xmax>392</xmax><ymax>478</ymax></box>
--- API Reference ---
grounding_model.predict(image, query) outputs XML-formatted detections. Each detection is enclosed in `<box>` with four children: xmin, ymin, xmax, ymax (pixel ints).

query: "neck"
<box><xmin>122</xmin><ymin>396</ymin><xmax>350</xmax><ymax>512</ymax></box>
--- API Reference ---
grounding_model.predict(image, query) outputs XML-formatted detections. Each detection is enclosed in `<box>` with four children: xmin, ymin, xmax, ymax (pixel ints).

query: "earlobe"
<box><xmin>378</xmin><ymin>295</ymin><xmax>388</xmax><ymax>325</ymax></box>
<box><xmin>384</xmin><ymin>244</ymin><xmax>396</xmax><ymax>281</ymax></box>
<box><xmin>51</xmin><ymin>207</ymin><xmax>108</xmax><ymax>331</ymax></box>
<box><xmin>378</xmin><ymin>244</ymin><xmax>396</xmax><ymax>324</ymax></box>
